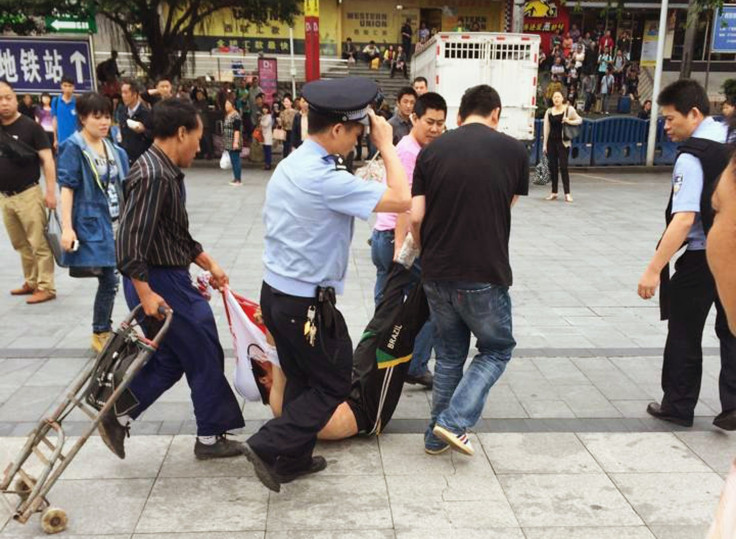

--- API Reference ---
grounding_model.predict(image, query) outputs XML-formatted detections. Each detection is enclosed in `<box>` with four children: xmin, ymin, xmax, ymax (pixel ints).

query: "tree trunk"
<box><xmin>680</xmin><ymin>0</ymin><xmax>700</xmax><ymax>79</ymax></box>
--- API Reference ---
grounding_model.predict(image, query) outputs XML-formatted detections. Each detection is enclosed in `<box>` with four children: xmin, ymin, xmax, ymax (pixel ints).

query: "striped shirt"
<box><xmin>116</xmin><ymin>144</ymin><xmax>203</xmax><ymax>282</ymax></box>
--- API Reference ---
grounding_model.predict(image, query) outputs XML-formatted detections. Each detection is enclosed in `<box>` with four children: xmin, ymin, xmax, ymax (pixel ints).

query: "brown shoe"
<box><xmin>26</xmin><ymin>290</ymin><xmax>56</xmax><ymax>304</ymax></box>
<box><xmin>10</xmin><ymin>283</ymin><xmax>35</xmax><ymax>296</ymax></box>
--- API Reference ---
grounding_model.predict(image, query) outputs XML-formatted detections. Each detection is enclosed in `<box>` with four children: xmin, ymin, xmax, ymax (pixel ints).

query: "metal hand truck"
<box><xmin>1</xmin><ymin>305</ymin><xmax>172</xmax><ymax>534</ymax></box>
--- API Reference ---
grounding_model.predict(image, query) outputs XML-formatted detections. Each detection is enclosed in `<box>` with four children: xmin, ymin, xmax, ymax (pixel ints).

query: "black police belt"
<box><xmin>315</xmin><ymin>286</ymin><xmax>349</xmax><ymax>364</ymax></box>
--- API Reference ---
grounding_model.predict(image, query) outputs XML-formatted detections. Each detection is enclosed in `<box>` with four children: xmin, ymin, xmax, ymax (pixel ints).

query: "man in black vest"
<box><xmin>638</xmin><ymin>79</ymin><xmax>736</xmax><ymax>431</ymax></box>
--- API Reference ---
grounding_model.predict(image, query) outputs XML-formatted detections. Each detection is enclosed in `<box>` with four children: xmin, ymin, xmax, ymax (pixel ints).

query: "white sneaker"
<box><xmin>432</xmin><ymin>425</ymin><xmax>474</xmax><ymax>456</ymax></box>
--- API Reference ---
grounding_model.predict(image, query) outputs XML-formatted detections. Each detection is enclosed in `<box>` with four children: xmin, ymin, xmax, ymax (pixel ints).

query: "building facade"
<box><xmin>190</xmin><ymin>0</ymin><xmax>507</xmax><ymax>56</ymax></box>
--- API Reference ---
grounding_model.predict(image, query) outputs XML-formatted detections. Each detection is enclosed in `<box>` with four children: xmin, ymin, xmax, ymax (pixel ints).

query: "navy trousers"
<box><xmin>247</xmin><ymin>282</ymin><xmax>353</xmax><ymax>475</ymax></box>
<box><xmin>123</xmin><ymin>268</ymin><xmax>244</xmax><ymax>436</ymax></box>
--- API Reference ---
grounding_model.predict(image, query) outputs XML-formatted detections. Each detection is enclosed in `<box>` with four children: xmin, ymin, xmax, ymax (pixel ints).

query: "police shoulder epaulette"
<box><xmin>331</xmin><ymin>154</ymin><xmax>349</xmax><ymax>172</ymax></box>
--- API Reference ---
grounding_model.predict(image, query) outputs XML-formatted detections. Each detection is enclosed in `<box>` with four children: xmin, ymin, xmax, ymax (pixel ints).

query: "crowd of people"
<box><xmin>540</xmin><ymin>25</ymin><xmax>642</xmax><ymax>115</ymax></box>
<box><xmin>341</xmin><ymin>17</ymin><xmax>486</xmax><ymax>72</ymax></box>
<box><xmin>0</xmin><ymin>61</ymin><xmax>735</xmax><ymax>515</ymax></box>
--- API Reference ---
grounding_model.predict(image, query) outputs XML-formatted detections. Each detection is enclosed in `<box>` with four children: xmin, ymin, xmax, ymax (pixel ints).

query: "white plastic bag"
<box><xmin>355</xmin><ymin>155</ymin><xmax>386</xmax><ymax>183</ymax></box>
<box><xmin>396</xmin><ymin>233</ymin><xmax>420</xmax><ymax>269</ymax></box>
<box><xmin>219</xmin><ymin>150</ymin><xmax>232</xmax><ymax>170</ymax></box>
<box><xmin>223</xmin><ymin>288</ymin><xmax>280</xmax><ymax>402</ymax></box>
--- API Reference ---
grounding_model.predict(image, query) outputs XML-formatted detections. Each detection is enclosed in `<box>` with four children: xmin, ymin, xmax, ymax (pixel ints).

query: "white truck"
<box><xmin>411</xmin><ymin>32</ymin><xmax>541</xmax><ymax>141</ymax></box>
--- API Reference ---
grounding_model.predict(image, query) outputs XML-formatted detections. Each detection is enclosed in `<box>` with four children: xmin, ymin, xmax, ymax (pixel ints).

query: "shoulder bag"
<box><xmin>562</xmin><ymin>106</ymin><xmax>581</xmax><ymax>142</ymax></box>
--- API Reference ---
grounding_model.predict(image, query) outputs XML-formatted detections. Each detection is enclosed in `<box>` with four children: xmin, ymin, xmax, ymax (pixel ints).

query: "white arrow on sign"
<box><xmin>69</xmin><ymin>51</ymin><xmax>87</xmax><ymax>83</ymax></box>
<box><xmin>50</xmin><ymin>20</ymin><xmax>89</xmax><ymax>31</ymax></box>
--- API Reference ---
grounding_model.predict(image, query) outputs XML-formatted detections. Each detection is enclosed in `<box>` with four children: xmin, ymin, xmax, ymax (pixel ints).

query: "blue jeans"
<box><xmin>283</xmin><ymin>134</ymin><xmax>292</xmax><ymax>157</ymax></box>
<box><xmin>264</xmin><ymin>145</ymin><xmax>272</xmax><ymax>166</ymax></box>
<box><xmin>371</xmin><ymin>228</ymin><xmax>434</xmax><ymax>377</ymax></box>
<box><xmin>423</xmin><ymin>281</ymin><xmax>516</xmax><ymax>450</ymax></box>
<box><xmin>228</xmin><ymin>150</ymin><xmax>242</xmax><ymax>181</ymax></box>
<box><xmin>92</xmin><ymin>267</ymin><xmax>119</xmax><ymax>333</ymax></box>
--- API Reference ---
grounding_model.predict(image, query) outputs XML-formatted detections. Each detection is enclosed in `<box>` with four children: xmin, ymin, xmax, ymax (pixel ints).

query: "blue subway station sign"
<box><xmin>712</xmin><ymin>6</ymin><xmax>736</xmax><ymax>53</ymax></box>
<box><xmin>0</xmin><ymin>38</ymin><xmax>94</xmax><ymax>93</ymax></box>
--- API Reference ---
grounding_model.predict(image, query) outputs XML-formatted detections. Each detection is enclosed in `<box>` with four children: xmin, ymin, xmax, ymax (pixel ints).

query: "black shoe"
<box><xmin>275</xmin><ymin>456</ymin><xmax>327</xmax><ymax>484</ymax></box>
<box><xmin>713</xmin><ymin>409</ymin><xmax>736</xmax><ymax>431</ymax></box>
<box><xmin>646</xmin><ymin>402</ymin><xmax>693</xmax><ymax>427</ymax></box>
<box><xmin>98</xmin><ymin>411</ymin><xmax>129</xmax><ymax>460</ymax></box>
<box><xmin>243</xmin><ymin>443</ymin><xmax>280</xmax><ymax>493</ymax></box>
<box><xmin>405</xmin><ymin>372</ymin><xmax>433</xmax><ymax>390</ymax></box>
<box><xmin>194</xmin><ymin>435</ymin><xmax>245</xmax><ymax>460</ymax></box>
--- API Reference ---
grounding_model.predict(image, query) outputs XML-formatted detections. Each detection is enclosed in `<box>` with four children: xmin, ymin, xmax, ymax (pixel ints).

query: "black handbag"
<box><xmin>0</xmin><ymin>124</ymin><xmax>38</xmax><ymax>162</ymax></box>
<box><xmin>562</xmin><ymin>106</ymin><xmax>581</xmax><ymax>142</ymax></box>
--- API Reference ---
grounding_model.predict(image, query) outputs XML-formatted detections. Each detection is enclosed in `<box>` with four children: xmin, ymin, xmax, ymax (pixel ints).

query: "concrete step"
<box><xmin>639</xmin><ymin>67</ymin><xmax>654</xmax><ymax>103</ymax></box>
<box><xmin>323</xmin><ymin>64</ymin><xmax>414</xmax><ymax>107</ymax></box>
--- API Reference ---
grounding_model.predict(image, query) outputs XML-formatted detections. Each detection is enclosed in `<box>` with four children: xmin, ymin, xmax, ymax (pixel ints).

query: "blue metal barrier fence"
<box><xmin>529</xmin><ymin>117</ymin><xmax>688</xmax><ymax>166</ymax></box>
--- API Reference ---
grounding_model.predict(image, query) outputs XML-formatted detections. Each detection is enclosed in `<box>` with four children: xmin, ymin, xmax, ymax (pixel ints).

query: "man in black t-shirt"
<box><xmin>410</xmin><ymin>84</ymin><xmax>528</xmax><ymax>457</ymax></box>
<box><xmin>0</xmin><ymin>80</ymin><xmax>57</xmax><ymax>304</ymax></box>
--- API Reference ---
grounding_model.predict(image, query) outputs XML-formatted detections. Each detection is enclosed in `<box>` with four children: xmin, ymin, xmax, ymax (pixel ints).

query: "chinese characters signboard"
<box><xmin>522</xmin><ymin>0</ymin><xmax>569</xmax><ymax>53</ymax></box>
<box><xmin>258</xmin><ymin>57</ymin><xmax>278</xmax><ymax>105</ymax></box>
<box><xmin>0</xmin><ymin>38</ymin><xmax>93</xmax><ymax>93</ymax></box>
<box><xmin>712</xmin><ymin>6</ymin><xmax>736</xmax><ymax>53</ymax></box>
<box><xmin>304</xmin><ymin>0</ymin><xmax>320</xmax><ymax>82</ymax></box>
<box><xmin>344</xmin><ymin>9</ymin><xmax>397</xmax><ymax>41</ymax></box>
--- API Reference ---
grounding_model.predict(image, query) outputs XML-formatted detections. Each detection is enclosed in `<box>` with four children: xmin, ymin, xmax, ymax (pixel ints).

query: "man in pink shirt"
<box><xmin>372</xmin><ymin>92</ymin><xmax>448</xmax><ymax>388</ymax></box>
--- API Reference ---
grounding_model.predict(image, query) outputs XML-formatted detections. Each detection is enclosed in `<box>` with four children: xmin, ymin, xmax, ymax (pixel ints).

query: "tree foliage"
<box><xmin>0</xmin><ymin>0</ymin><xmax>301</xmax><ymax>80</ymax></box>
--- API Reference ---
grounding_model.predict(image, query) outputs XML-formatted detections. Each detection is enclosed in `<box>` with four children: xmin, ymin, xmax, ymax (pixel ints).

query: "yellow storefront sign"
<box><xmin>191</xmin><ymin>3</ymin><xmax>338</xmax><ymax>55</ymax></box>
<box><xmin>342</xmin><ymin>0</ymin><xmax>504</xmax><ymax>45</ymax></box>
<box><xmin>188</xmin><ymin>0</ymin><xmax>503</xmax><ymax>55</ymax></box>
<box><xmin>305</xmin><ymin>0</ymin><xmax>320</xmax><ymax>18</ymax></box>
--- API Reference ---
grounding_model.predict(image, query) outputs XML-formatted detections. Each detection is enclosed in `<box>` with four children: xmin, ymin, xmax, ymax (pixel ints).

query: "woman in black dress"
<box><xmin>543</xmin><ymin>90</ymin><xmax>583</xmax><ymax>202</ymax></box>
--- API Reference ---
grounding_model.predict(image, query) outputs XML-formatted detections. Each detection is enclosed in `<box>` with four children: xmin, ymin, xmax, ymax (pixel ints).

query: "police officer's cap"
<box><xmin>302</xmin><ymin>78</ymin><xmax>378</xmax><ymax>122</ymax></box>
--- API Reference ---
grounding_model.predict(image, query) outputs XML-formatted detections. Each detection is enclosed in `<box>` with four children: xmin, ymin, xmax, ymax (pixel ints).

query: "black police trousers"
<box><xmin>661</xmin><ymin>250</ymin><xmax>736</xmax><ymax>419</ymax></box>
<box><xmin>247</xmin><ymin>282</ymin><xmax>353</xmax><ymax>474</ymax></box>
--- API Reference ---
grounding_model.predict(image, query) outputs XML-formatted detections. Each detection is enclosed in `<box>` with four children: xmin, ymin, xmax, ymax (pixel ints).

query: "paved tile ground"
<box><xmin>0</xmin><ymin>167</ymin><xmax>733</xmax><ymax>537</ymax></box>
<box><xmin>0</xmin><ymin>432</ymin><xmax>731</xmax><ymax>537</ymax></box>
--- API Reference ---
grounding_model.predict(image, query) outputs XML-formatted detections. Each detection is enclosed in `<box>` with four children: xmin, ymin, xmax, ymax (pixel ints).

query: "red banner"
<box><xmin>305</xmin><ymin>17</ymin><xmax>320</xmax><ymax>81</ymax></box>
<box><xmin>257</xmin><ymin>57</ymin><xmax>278</xmax><ymax>105</ymax></box>
<box><xmin>304</xmin><ymin>0</ymin><xmax>320</xmax><ymax>81</ymax></box>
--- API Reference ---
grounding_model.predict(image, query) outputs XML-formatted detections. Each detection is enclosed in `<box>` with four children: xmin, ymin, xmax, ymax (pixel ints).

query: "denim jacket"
<box><xmin>57</xmin><ymin>132</ymin><xmax>129</xmax><ymax>268</ymax></box>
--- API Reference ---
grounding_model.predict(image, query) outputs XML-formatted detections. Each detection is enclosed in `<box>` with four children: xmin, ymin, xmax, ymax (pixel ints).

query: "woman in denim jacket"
<box><xmin>57</xmin><ymin>93</ymin><xmax>130</xmax><ymax>352</ymax></box>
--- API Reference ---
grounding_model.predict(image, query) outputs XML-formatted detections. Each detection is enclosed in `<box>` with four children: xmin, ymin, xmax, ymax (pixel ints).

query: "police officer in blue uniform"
<box><xmin>638</xmin><ymin>79</ymin><xmax>736</xmax><ymax>431</ymax></box>
<box><xmin>243</xmin><ymin>78</ymin><xmax>411</xmax><ymax>491</ymax></box>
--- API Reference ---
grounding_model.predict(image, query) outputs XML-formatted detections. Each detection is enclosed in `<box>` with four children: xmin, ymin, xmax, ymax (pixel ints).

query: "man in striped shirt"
<box><xmin>100</xmin><ymin>99</ymin><xmax>245</xmax><ymax>460</ymax></box>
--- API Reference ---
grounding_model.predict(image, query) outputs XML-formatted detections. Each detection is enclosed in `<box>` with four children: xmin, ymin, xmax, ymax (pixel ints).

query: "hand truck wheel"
<box><xmin>12</xmin><ymin>476</ymin><xmax>36</xmax><ymax>501</ymax></box>
<box><xmin>41</xmin><ymin>507</ymin><xmax>67</xmax><ymax>535</ymax></box>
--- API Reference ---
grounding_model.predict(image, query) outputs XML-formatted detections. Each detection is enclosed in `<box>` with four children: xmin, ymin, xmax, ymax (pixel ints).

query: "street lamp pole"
<box><xmin>646</xmin><ymin>0</ymin><xmax>669</xmax><ymax>167</ymax></box>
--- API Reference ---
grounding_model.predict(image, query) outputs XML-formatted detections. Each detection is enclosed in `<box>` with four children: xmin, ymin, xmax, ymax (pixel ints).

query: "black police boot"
<box><xmin>243</xmin><ymin>443</ymin><xmax>280</xmax><ymax>493</ymax></box>
<box><xmin>194</xmin><ymin>435</ymin><xmax>245</xmax><ymax>460</ymax></box>
<box><xmin>276</xmin><ymin>456</ymin><xmax>328</xmax><ymax>484</ymax></box>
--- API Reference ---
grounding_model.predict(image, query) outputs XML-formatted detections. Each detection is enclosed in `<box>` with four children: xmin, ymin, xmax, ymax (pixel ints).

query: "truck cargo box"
<box><xmin>411</xmin><ymin>32</ymin><xmax>540</xmax><ymax>141</ymax></box>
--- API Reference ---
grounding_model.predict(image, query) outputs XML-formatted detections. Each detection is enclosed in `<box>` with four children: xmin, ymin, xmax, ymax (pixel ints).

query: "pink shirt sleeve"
<box><xmin>397</xmin><ymin>144</ymin><xmax>416</xmax><ymax>189</ymax></box>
